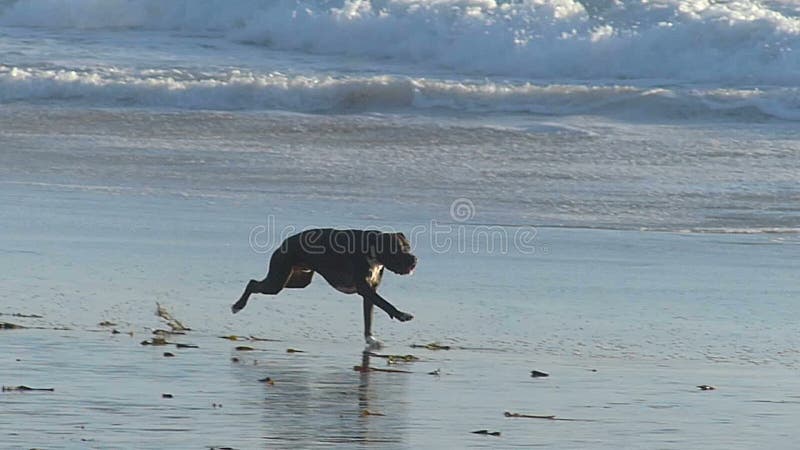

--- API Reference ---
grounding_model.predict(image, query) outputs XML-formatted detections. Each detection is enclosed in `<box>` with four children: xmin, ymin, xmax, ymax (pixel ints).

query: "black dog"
<box><xmin>232</xmin><ymin>229</ymin><xmax>417</xmax><ymax>347</ymax></box>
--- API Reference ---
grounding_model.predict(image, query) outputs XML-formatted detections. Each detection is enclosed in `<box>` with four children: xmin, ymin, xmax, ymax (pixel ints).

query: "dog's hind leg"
<box><xmin>285</xmin><ymin>268</ymin><xmax>314</xmax><ymax>288</ymax></box>
<box><xmin>231</xmin><ymin>250</ymin><xmax>293</xmax><ymax>314</ymax></box>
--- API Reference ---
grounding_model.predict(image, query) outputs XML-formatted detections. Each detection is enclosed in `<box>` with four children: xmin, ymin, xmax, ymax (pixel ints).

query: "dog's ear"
<box><xmin>395</xmin><ymin>232</ymin><xmax>410</xmax><ymax>249</ymax></box>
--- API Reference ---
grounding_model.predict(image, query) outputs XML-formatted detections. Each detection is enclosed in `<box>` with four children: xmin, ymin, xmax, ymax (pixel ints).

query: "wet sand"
<box><xmin>2</xmin><ymin>185</ymin><xmax>800</xmax><ymax>449</ymax></box>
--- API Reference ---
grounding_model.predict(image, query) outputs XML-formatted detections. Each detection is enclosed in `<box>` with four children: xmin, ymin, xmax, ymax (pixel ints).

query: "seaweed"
<box><xmin>365</xmin><ymin>352</ymin><xmax>419</xmax><ymax>362</ymax></box>
<box><xmin>2</xmin><ymin>385</ymin><xmax>54</xmax><ymax>392</ymax></box>
<box><xmin>140</xmin><ymin>337</ymin><xmax>169</xmax><ymax>346</ymax></box>
<box><xmin>155</xmin><ymin>302</ymin><xmax>190</xmax><ymax>332</ymax></box>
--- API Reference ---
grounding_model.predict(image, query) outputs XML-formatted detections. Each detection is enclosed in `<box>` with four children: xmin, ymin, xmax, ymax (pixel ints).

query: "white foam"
<box><xmin>2</xmin><ymin>0</ymin><xmax>800</xmax><ymax>84</ymax></box>
<box><xmin>2</xmin><ymin>64</ymin><xmax>799</xmax><ymax>119</ymax></box>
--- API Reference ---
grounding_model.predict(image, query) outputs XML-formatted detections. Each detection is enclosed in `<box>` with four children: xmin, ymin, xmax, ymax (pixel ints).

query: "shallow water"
<box><xmin>4</xmin><ymin>326</ymin><xmax>799</xmax><ymax>449</ymax></box>
<box><xmin>2</xmin><ymin>187</ymin><xmax>799</xmax><ymax>449</ymax></box>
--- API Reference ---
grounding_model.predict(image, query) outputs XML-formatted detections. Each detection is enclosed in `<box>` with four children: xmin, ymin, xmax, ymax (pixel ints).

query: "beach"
<box><xmin>2</xmin><ymin>180</ymin><xmax>799</xmax><ymax>449</ymax></box>
<box><xmin>2</xmin><ymin>0</ymin><xmax>800</xmax><ymax>448</ymax></box>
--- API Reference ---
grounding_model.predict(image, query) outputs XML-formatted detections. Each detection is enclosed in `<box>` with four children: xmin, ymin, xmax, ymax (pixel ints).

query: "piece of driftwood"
<box><xmin>504</xmin><ymin>411</ymin><xmax>593</xmax><ymax>422</ymax></box>
<box><xmin>3</xmin><ymin>385</ymin><xmax>54</xmax><ymax>392</ymax></box>
<box><xmin>410</xmin><ymin>342</ymin><xmax>451</xmax><ymax>350</ymax></box>
<box><xmin>353</xmin><ymin>365</ymin><xmax>412</xmax><ymax>374</ymax></box>
<box><xmin>471</xmin><ymin>430</ymin><xmax>501</xmax><ymax>436</ymax></box>
<box><xmin>504</xmin><ymin>411</ymin><xmax>555</xmax><ymax>420</ymax></box>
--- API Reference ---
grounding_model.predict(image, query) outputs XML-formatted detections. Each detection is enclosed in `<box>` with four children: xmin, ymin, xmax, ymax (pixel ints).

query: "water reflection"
<box><xmin>250</xmin><ymin>351</ymin><xmax>409</xmax><ymax>448</ymax></box>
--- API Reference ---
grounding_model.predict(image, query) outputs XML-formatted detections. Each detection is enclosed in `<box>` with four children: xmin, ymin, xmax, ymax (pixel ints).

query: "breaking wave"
<box><xmin>2</xmin><ymin>64</ymin><xmax>800</xmax><ymax>119</ymax></box>
<box><xmin>1</xmin><ymin>0</ymin><xmax>800</xmax><ymax>84</ymax></box>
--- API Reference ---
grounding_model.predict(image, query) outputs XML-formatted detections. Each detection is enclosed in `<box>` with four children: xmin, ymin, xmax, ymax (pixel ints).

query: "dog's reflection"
<box><xmin>254</xmin><ymin>350</ymin><xmax>409</xmax><ymax>448</ymax></box>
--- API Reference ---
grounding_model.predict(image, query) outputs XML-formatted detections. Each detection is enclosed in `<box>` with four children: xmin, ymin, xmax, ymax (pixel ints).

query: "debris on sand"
<box><xmin>471</xmin><ymin>430</ymin><xmax>501</xmax><ymax>436</ymax></box>
<box><xmin>366</xmin><ymin>352</ymin><xmax>419</xmax><ymax>362</ymax></box>
<box><xmin>504</xmin><ymin>411</ymin><xmax>593</xmax><ymax>422</ymax></box>
<box><xmin>2</xmin><ymin>385</ymin><xmax>54</xmax><ymax>392</ymax></box>
<box><xmin>220</xmin><ymin>335</ymin><xmax>280</xmax><ymax>342</ymax></box>
<box><xmin>175</xmin><ymin>343</ymin><xmax>198</xmax><ymax>349</ymax></box>
<box><xmin>697</xmin><ymin>385</ymin><xmax>717</xmax><ymax>391</ymax></box>
<box><xmin>530</xmin><ymin>370</ymin><xmax>549</xmax><ymax>378</ymax></box>
<box><xmin>1</xmin><ymin>322</ymin><xmax>26</xmax><ymax>330</ymax></box>
<box><xmin>140</xmin><ymin>338</ymin><xmax>198</xmax><ymax>348</ymax></box>
<box><xmin>0</xmin><ymin>313</ymin><xmax>44</xmax><ymax>319</ymax></box>
<box><xmin>410</xmin><ymin>342</ymin><xmax>451</xmax><ymax>351</ymax></box>
<box><xmin>249</xmin><ymin>335</ymin><xmax>280</xmax><ymax>342</ymax></box>
<box><xmin>258</xmin><ymin>377</ymin><xmax>275</xmax><ymax>385</ymax></box>
<box><xmin>360</xmin><ymin>409</ymin><xmax>385</xmax><ymax>417</ymax></box>
<box><xmin>286</xmin><ymin>348</ymin><xmax>305</xmax><ymax>353</ymax></box>
<box><xmin>219</xmin><ymin>335</ymin><xmax>244</xmax><ymax>341</ymax></box>
<box><xmin>353</xmin><ymin>365</ymin><xmax>412</xmax><ymax>374</ymax></box>
<box><xmin>504</xmin><ymin>411</ymin><xmax>556</xmax><ymax>420</ymax></box>
<box><xmin>140</xmin><ymin>337</ymin><xmax>168</xmax><ymax>346</ymax></box>
<box><xmin>153</xmin><ymin>328</ymin><xmax>186</xmax><ymax>336</ymax></box>
<box><xmin>155</xmin><ymin>302</ymin><xmax>190</xmax><ymax>332</ymax></box>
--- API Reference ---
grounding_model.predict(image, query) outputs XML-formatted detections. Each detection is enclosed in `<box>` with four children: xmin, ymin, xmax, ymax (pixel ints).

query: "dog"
<box><xmin>232</xmin><ymin>228</ymin><xmax>417</xmax><ymax>347</ymax></box>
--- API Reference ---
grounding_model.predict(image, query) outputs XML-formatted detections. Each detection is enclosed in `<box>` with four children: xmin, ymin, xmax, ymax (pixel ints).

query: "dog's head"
<box><xmin>374</xmin><ymin>232</ymin><xmax>417</xmax><ymax>275</ymax></box>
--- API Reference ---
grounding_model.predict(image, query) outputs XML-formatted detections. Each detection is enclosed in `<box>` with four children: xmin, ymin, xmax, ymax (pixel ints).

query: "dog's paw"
<box><xmin>394</xmin><ymin>311</ymin><xmax>414</xmax><ymax>322</ymax></box>
<box><xmin>231</xmin><ymin>301</ymin><xmax>245</xmax><ymax>314</ymax></box>
<box><xmin>365</xmin><ymin>335</ymin><xmax>384</xmax><ymax>350</ymax></box>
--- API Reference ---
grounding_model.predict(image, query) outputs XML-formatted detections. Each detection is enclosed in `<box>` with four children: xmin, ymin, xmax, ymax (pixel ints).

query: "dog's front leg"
<box><xmin>356</xmin><ymin>282</ymin><xmax>414</xmax><ymax>323</ymax></box>
<box><xmin>362</xmin><ymin>298</ymin><xmax>384</xmax><ymax>350</ymax></box>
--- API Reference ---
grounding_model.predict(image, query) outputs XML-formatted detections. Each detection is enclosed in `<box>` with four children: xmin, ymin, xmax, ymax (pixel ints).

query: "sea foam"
<box><xmin>1</xmin><ymin>0</ymin><xmax>799</xmax><ymax>84</ymax></box>
<box><xmin>2</xmin><ymin>64</ymin><xmax>799</xmax><ymax>119</ymax></box>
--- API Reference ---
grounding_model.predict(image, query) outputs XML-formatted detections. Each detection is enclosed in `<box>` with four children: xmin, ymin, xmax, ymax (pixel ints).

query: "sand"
<box><xmin>2</xmin><ymin>184</ymin><xmax>799</xmax><ymax>449</ymax></box>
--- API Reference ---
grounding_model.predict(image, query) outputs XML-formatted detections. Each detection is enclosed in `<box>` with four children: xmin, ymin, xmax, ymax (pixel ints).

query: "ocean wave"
<box><xmin>2</xmin><ymin>64</ymin><xmax>800</xmax><ymax>119</ymax></box>
<box><xmin>1</xmin><ymin>0</ymin><xmax>800</xmax><ymax>84</ymax></box>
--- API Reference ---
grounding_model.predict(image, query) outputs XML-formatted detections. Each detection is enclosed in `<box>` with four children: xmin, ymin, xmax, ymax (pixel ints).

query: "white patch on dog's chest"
<box><xmin>331</xmin><ymin>258</ymin><xmax>382</xmax><ymax>294</ymax></box>
<box><xmin>367</xmin><ymin>263</ymin><xmax>384</xmax><ymax>285</ymax></box>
